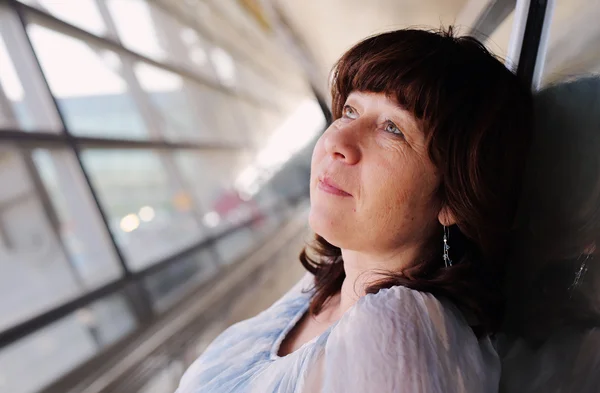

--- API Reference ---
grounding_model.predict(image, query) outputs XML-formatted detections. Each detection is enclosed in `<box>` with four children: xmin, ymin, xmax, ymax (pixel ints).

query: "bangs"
<box><xmin>330</xmin><ymin>27</ymin><xmax>502</xmax><ymax>139</ymax></box>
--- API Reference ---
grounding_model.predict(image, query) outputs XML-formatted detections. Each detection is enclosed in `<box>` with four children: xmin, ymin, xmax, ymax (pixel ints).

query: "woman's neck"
<box><xmin>325</xmin><ymin>246</ymin><xmax>421</xmax><ymax>321</ymax></box>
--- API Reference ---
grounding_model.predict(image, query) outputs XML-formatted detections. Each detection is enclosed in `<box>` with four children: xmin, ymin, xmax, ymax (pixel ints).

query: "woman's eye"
<box><xmin>384</xmin><ymin>121</ymin><xmax>404</xmax><ymax>137</ymax></box>
<box><xmin>342</xmin><ymin>105</ymin><xmax>358</xmax><ymax>119</ymax></box>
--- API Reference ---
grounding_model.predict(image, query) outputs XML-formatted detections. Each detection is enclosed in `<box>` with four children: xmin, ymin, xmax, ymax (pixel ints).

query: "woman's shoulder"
<box><xmin>343</xmin><ymin>284</ymin><xmax>466</xmax><ymax>333</ymax></box>
<box><xmin>326</xmin><ymin>285</ymin><xmax>499</xmax><ymax>387</ymax></box>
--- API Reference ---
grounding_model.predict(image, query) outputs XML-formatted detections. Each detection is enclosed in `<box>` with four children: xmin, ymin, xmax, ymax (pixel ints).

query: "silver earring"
<box><xmin>443</xmin><ymin>225</ymin><xmax>452</xmax><ymax>267</ymax></box>
<box><xmin>569</xmin><ymin>253</ymin><xmax>590</xmax><ymax>296</ymax></box>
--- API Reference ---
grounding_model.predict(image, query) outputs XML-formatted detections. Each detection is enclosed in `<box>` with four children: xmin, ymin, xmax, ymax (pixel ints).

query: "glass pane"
<box><xmin>175</xmin><ymin>151</ymin><xmax>258</xmax><ymax>232</ymax></box>
<box><xmin>107</xmin><ymin>0</ymin><xmax>219</xmax><ymax>81</ymax></box>
<box><xmin>0</xmin><ymin>34</ymin><xmax>27</xmax><ymax>130</ymax></box>
<box><xmin>81</xmin><ymin>149</ymin><xmax>204</xmax><ymax>270</ymax></box>
<box><xmin>207</xmin><ymin>91</ymin><xmax>252</xmax><ymax>144</ymax></box>
<box><xmin>235</xmin><ymin>97</ymin><xmax>324</xmax><ymax>195</ymax></box>
<box><xmin>0</xmin><ymin>7</ymin><xmax>61</xmax><ymax>132</ymax></box>
<box><xmin>27</xmin><ymin>24</ymin><xmax>149</xmax><ymax>139</ymax></box>
<box><xmin>133</xmin><ymin>62</ymin><xmax>202</xmax><ymax>143</ymax></box>
<box><xmin>144</xmin><ymin>249</ymin><xmax>218</xmax><ymax>312</ymax></box>
<box><xmin>213</xmin><ymin>226</ymin><xmax>258</xmax><ymax>265</ymax></box>
<box><xmin>177</xmin><ymin>25</ymin><xmax>218</xmax><ymax>80</ymax></box>
<box><xmin>541</xmin><ymin>0</ymin><xmax>600</xmax><ymax>85</ymax></box>
<box><xmin>0</xmin><ymin>293</ymin><xmax>136</xmax><ymax>393</ymax></box>
<box><xmin>31</xmin><ymin>149</ymin><xmax>122</xmax><ymax>288</ymax></box>
<box><xmin>106</xmin><ymin>0</ymin><xmax>168</xmax><ymax>61</ymax></box>
<box><xmin>22</xmin><ymin>0</ymin><xmax>107</xmax><ymax>36</ymax></box>
<box><xmin>134</xmin><ymin>62</ymin><xmax>248</xmax><ymax>144</ymax></box>
<box><xmin>0</xmin><ymin>146</ymin><xmax>119</xmax><ymax>331</ymax></box>
<box><xmin>238</xmin><ymin>100</ymin><xmax>276</xmax><ymax>145</ymax></box>
<box><xmin>235</xmin><ymin>62</ymin><xmax>280</xmax><ymax>106</ymax></box>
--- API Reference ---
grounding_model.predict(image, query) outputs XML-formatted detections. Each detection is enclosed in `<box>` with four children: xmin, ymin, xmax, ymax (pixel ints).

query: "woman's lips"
<box><xmin>318</xmin><ymin>177</ymin><xmax>352</xmax><ymax>197</ymax></box>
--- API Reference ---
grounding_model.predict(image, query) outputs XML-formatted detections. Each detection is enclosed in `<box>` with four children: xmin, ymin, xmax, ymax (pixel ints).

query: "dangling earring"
<box><xmin>569</xmin><ymin>253</ymin><xmax>591</xmax><ymax>296</ymax></box>
<box><xmin>443</xmin><ymin>225</ymin><xmax>452</xmax><ymax>267</ymax></box>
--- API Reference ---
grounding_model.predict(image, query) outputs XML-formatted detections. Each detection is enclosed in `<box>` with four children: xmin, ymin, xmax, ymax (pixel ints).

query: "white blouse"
<box><xmin>176</xmin><ymin>273</ymin><xmax>500</xmax><ymax>393</ymax></box>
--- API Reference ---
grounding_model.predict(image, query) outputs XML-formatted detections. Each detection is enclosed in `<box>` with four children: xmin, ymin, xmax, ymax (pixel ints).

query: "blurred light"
<box><xmin>37</xmin><ymin>336</ymin><xmax>57</xmax><ymax>352</ymax></box>
<box><xmin>239</xmin><ymin>191</ymin><xmax>252</xmax><ymax>201</ymax></box>
<box><xmin>203</xmin><ymin>211</ymin><xmax>220</xmax><ymax>228</ymax></box>
<box><xmin>75</xmin><ymin>308</ymin><xmax>96</xmax><ymax>327</ymax></box>
<box><xmin>100</xmin><ymin>49</ymin><xmax>122</xmax><ymax>71</ymax></box>
<box><xmin>120</xmin><ymin>213</ymin><xmax>140</xmax><ymax>233</ymax></box>
<box><xmin>106</xmin><ymin>0</ymin><xmax>164</xmax><ymax>60</ymax></box>
<box><xmin>235</xmin><ymin>165</ymin><xmax>260</xmax><ymax>192</ymax></box>
<box><xmin>257</xmin><ymin>99</ymin><xmax>324</xmax><ymax>168</ymax></box>
<box><xmin>210</xmin><ymin>47</ymin><xmax>236</xmax><ymax>86</ymax></box>
<box><xmin>35</xmin><ymin>0</ymin><xmax>107</xmax><ymax>35</ymax></box>
<box><xmin>28</xmin><ymin>25</ymin><xmax>127</xmax><ymax>97</ymax></box>
<box><xmin>190</xmin><ymin>47</ymin><xmax>208</xmax><ymax>66</ymax></box>
<box><xmin>138</xmin><ymin>206</ymin><xmax>155</xmax><ymax>222</ymax></box>
<box><xmin>135</xmin><ymin>62</ymin><xmax>183</xmax><ymax>92</ymax></box>
<box><xmin>235</xmin><ymin>99</ymin><xmax>325</xmax><ymax>197</ymax></box>
<box><xmin>173</xmin><ymin>192</ymin><xmax>193</xmax><ymax>211</ymax></box>
<box><xmin>180</xmin><ymin>27</ymin><xmax>199</xmax><ymax>44</ymax></box>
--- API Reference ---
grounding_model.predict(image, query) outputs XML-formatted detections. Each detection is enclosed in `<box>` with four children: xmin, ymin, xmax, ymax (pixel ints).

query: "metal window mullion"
<box><xmin>21</xmin><ymin>148</ymin><xmax>89</xmax><ymax>289</ymax></box>
<box><xmin>0</xmin><ymin>79</ymin><xmax>19</xmax><ymax>129</ymax></box>
<box><xmin>0</xmin><ymin>3</ymin><xmax>62</xmax><ymax>130</ymax></box>
<box><xmin>509</xmin><ymin>0</ymin><xmax>555</xmax><ymax>89</ymax></box>
<box><xmin>0</xmin><ymin>58</ymin><xmax>84</xmax><ymax>292</ymax></box>
<box><xmin>0</xmin><ymin>129</ymin><xmax>246</xmax><ymax>150</ymax></box>
<box><xmin>529</xmin><ymin>0</ymin><xmax>554</xmax><ymax>89</ymax></box>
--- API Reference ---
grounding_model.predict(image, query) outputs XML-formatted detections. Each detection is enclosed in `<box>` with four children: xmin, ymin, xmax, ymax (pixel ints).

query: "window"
<box><xmin>0</xmin><ymin>293</ymin><xmax>136</xmax><ymax>393</ymax></box>
<box><xmin>144</xmin><ymin>249</ymin><xmax>218</xmax><ymax>312</ymax></box>
<box><xmin>81</xmin><ymin>149</ymin><xmax>204</xmax><ymax>270</ymax></box>
<box><xmin>28</xmin><ymin>25</ymin><xmax>149</xmax><ymax>139</ymax></box>
<box><xmin>18</xmin><ymin>0</ymin><xmax>107</xmax><ymax>36</ymax></box>
<box><xmin>0</xmin><ymin>7</ymin><xmax>61</xmax><ymax>132</ymax></box>
<box><xmin>0</xmin><ymin>146</ymin><xmax>120</xmax><ymax>331</ymax></box>
<box><xmin>31</xmin><ymin>149</ymin><xmax>121</xmax><ymax>287</ymax></box>
<box><xmin>0</xmin><ymin>0</ymin><xmax>316</xmax><ymax>391</ymax></box>
<box><xmin>175</xmin><ymin>151</ymin><xmax>256</xmax><ymax>232</ymax></box>
<box><xmin>106</xmin><ymin>0</ymin><xmax>170</xmax><ymax>62</ymax></box>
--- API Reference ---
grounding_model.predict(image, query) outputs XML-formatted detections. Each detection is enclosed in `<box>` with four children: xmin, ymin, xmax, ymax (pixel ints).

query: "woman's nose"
<box><xmin>323</xmin><ymin>123</ymin><xmax>361</xmax><ymax>165</ymax></box>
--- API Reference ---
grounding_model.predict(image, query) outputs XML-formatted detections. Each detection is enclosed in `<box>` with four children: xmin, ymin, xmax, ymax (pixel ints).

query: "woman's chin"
<box><xmin>308</xmin><ymin>207</ymin><xmax>348</xmax><ymax>248</ymax></box>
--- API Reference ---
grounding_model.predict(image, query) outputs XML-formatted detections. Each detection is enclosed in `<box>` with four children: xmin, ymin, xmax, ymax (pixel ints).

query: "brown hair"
<box><xmin>300</xmin><ymin>27</ymin><xmax>533</xmax><ymax>336</ymax></box>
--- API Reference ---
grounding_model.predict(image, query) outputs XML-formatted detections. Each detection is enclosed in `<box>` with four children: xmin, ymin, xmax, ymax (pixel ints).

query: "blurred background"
<box><xmin>0</xmin><ymin>0</ymin><xmax>597</xmax><ymax>392</ymax></box>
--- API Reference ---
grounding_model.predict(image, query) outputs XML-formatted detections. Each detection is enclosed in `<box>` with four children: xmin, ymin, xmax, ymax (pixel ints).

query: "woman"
<box><xmin>176</xmin><ymin>27</ymin><xmax>532</xmax><ymax>393</ymax></box>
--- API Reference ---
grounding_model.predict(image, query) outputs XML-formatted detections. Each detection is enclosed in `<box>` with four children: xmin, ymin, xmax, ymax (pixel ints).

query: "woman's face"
<box><xmin>309</xmin><ymin>91</ymin><xmax>444</xmax><ymax>255</ymax></box>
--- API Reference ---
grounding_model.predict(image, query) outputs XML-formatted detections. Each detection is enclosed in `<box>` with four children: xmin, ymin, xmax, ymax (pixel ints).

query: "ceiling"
<box><xmin>270</xmin><ymin>0</ymin><xmax>600</xmax><ymax>90</ymax></box>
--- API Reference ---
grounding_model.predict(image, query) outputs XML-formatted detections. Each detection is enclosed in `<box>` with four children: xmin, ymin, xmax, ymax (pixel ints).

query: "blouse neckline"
<box><xmin>270</xmin><ymin>298</ymin><xmax>310</xmax><ymax>360</ymax></box>
<box><xmin>270</xmin><ymin>289</ymin><xmax>340</xmax><ymax>361</ymax></box>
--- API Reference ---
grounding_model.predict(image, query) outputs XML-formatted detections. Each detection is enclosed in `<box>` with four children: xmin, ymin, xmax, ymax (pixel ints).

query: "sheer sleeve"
<box><xmin>301</xmin><ymin>286</ymin><xmax>500</xmax><ymax>393</ymax></box>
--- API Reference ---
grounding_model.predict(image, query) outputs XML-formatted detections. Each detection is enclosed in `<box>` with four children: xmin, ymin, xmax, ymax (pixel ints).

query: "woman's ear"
<box><xmin>438</xmin><ymin>206</ymin><xmax>457</xmax><ymax>227</ymax></box>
